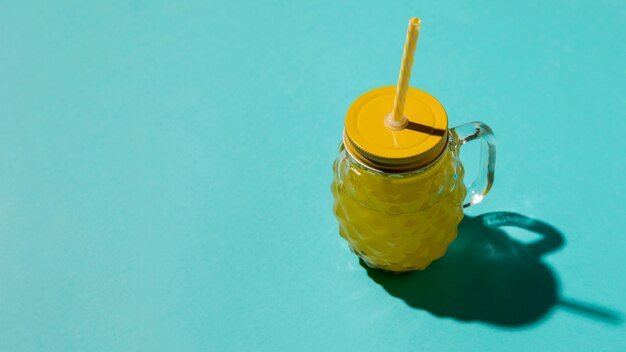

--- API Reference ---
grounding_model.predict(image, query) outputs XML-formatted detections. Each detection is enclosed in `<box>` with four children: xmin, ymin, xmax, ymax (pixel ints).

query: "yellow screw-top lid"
<box><xmin>344</xmin><ymin>86</ymin><xmax>448</xmax><ymax>172</ymax></box>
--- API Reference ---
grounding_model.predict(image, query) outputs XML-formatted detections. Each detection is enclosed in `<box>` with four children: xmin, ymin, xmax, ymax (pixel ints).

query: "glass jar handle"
<box><xmin>451</xmin><ymin>122</ymin><xmax>497</xmax><ymax>208</ymax></box>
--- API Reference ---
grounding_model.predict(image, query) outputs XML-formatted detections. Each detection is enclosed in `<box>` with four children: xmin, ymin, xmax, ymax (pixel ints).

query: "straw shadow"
<box><xmin>363</xmin><ymin>212</ymin><xmax>622</xmax><ymax>327</ymax></box>
<box><xmin>405</xmin><ymin>121</ymin><xmax>447</xmax><ymax>136</ymax></box>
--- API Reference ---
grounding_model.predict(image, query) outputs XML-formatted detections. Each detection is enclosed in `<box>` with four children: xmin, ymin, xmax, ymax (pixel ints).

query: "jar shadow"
<box><xmin>362</xmin><ymin>212</ymin><xmax>622</xmax><ymax>327</ymax></box>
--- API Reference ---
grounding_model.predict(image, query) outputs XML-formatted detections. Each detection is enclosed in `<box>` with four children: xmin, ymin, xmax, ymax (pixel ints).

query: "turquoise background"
<box><xmin>1</xmin><ymin>0</ymin><xmax>625</xmax><ymax>350</ymax></box>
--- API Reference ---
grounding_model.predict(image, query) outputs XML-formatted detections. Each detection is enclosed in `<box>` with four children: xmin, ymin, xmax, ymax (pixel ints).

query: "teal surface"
<box><xmin>1</xmin><ymin>1</ymin><xmax>625</xmax><ymax>351</ymax></box>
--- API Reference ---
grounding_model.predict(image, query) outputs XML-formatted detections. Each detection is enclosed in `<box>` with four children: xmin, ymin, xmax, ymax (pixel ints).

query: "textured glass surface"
<box><xmin>332</xmin><ymin>136</ymin><xmax>467</xmax><ymax>272</ymax></box>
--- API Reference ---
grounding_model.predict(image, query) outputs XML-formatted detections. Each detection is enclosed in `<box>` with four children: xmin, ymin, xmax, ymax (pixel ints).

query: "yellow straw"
<box><xmin>387</xmin><ymin>18</ymin><xmax>421</xmax><ymax>130</ymax></box>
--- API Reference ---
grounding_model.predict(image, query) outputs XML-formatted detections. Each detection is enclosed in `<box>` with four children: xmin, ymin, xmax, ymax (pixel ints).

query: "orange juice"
<box><xmin>332</xmin><ymin>133</ymin><xmax>466</xmax><ymax>272</ymax></box>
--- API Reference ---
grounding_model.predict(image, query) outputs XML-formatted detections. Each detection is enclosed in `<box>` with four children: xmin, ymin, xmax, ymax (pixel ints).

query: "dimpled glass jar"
<box><xmin>332</xmin><ymin>121</ymin><xmax>496</xmax><ymax>272</ymax></box>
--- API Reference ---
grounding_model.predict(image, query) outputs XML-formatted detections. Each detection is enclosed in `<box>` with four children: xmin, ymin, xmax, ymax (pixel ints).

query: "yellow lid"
<box><xmin>344</xmin><ymin>86</ymin><xmax>448</xmax><ymax>172</ymax></box>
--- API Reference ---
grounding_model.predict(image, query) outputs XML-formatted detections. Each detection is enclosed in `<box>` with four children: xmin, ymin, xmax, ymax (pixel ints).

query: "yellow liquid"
<box><xmin>332</xmin><ymin>138</ymin><xmax>466</xmax><ymax>272</ymax></box>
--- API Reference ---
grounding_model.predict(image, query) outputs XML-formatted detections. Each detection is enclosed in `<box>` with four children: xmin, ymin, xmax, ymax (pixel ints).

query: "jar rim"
<box><xmin>342</xmin><ymin>131</ymin><xmax>453</xmax><ymax>176</ymax></box>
